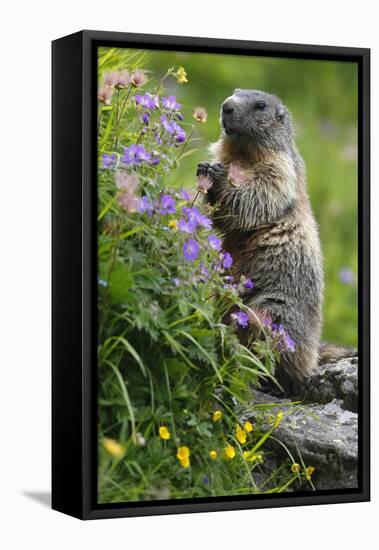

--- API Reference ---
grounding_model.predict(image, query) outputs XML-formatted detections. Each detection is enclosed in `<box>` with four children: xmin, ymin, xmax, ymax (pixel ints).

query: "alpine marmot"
<box><xmin>197</xmin><ymin>89</ymin><xmax>355</xmax><ymax>390</ymax></box>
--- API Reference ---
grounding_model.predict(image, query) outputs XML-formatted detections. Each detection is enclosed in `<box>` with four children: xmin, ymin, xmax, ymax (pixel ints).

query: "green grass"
<box><xmin>96</xmin><ymin>47</ymin><xmax>357</xmax><ymax>504</ymax></box>
<box><xmin>139</xmin><ymin>50</ymin><xmax>359</xmax><ymax>346</ymax></box>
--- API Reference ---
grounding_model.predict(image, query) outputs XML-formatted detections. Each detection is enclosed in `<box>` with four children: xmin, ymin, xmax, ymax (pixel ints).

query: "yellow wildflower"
<box><xmin>179</xmin><ymin>457</ymin><xmax>190</xmax><ymax>468</ymax></box>
<box><xmin>224</xmin><ymin>445</ymin><xmax>236</xmax><ymax>460</ymax></box>
<box><xmin>243</xmin><ymin>451</ymin><xmax>263</xmax><ymax>463</ymax></box>
<box><xmin>168</xmin><ymin>219</ymin><xmax>178</xmax><ymax>230</ymax></box>
<box><xmin>212</xmin><ymin>410</ymin><xmax>222</xmax><ymax>422</ymax></box>
<box><xmin>236</xmin><ymin>425</ymin><xmax>247</xmax><ymax>444</ymax></box>
<box><xmin>244</xmin><ymin>421</ymin><xmax>253</xmax><ymax>433</ymax></box>
<box><xmin>209</xmin><ymin>450</ymin><xmax>218</xmax><ymax>460</ymax></box>
<box><xmin>252</xmin><ymin>454</ymin><xmax>263</xmax><ymax>463</ymax></box>
<box><xmin>305</xmin><ymin>466</ymin><xmax>315</xmax><ymax>480</ymax></box>
<box><xmin>176</xmin><ymin>66</ymin><xmax>188</xmax><ymax>84</ymax></box>
<box><xmin>177</xmin><ymin>446</ymin><xmax>191</xmax><ymax>468</ymax></box>
<box><xmin>177</xmin><ymin>446</ymin><xmax>190</xmax><ymax>460</ymax></box>
<box><xmin>273</xmin><ymin>411</ymin><xmax>284</xmax><ymax>428</ymax></box>
<box><xmin>291</xmin><ymin>463</ymin><xmax>301</xmax><ymax>473</ymax></box>
<box><xmin>159</xmin><ymin>426</ymin><xmax>171</xmax><ymax>440</ymax></box>
<box><xmin>103</xmin><ymin>437</ymin><xmax>124</xmax><ymax>458</ymax></box>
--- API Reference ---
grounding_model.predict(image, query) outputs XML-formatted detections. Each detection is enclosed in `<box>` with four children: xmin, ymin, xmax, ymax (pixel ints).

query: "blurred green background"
<box><xmin>103</xmin><ymin>48</ymin><xmax>358</xmax><ymax>347</ymax></box>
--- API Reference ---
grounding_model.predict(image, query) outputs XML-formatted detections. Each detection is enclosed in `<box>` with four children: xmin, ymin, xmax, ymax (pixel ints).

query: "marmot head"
<box><xmin>220</xmin><ymin>89</ymin><xmax>293</xmax><ymax>150</ymax></box>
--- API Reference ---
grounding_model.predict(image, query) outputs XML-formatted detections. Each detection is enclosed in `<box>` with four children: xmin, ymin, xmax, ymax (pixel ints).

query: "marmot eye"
<box><xmin>255</xmin><ymin>101</ymin><xmax>266</xmax><ymax>110</ymax></box>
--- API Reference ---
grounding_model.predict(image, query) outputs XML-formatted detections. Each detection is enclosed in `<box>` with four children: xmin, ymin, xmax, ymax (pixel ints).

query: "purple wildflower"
<box><xmin>271</xmin><ymin>323</ymin><xmax>296</xmax><ymax>353</ymax></box>
<box><xmin>172</xmin><ymin>277</ymin><xmax>181</xmax><ymax>286</ymax></box>
<box><xmin>160</xmin><ymin>195</ymin><xmax>176</xmax><ymax>214</ymax></box>
<box><xmin>244</xmin><ymin>278</ymin><xmax>254</xmax><ymax>290</ymax></box>
<box><xmin>142</xmin><ymin>112</ymin><xmax>150</xmax><ymax>125</ymax></box>
<box><xmin>160</xmin><ymin>115</ymin><xmax>175</xmax><ymax>133</ymax></box>
<box><xmin>200</xmin><ymin>263</ymin><xmax>210</xmax><ymax>280</ymax></box>
<box><xmin>155</xmin><ymin>132</ymin><xmax>163</xmax><ymax>145</ymax></box>
<box><xmin>183</xmin><ymin>239</ymin><xmax>200</xmax><ymax>261</ymax></box>
<box><xmin>283</xmin><ymin>333</ymin><xmax>296</xmax><ymax>352</ymax></box>
<box><xmin>231</xmin><ymin>311</ymin><xmax>250</xmax><ymax>328</ymax></box>
<box><xmin>180</xmin><ymin>188</ymin><xmax>191</xmax><ymax>201</ymax></box>
<box><xmin>102</xmin><ymin>153</ymin><xmax>117</xmax><ymax>169</ymax></box>
<box><xmin>339</xmin><ymin>267</ymin><xmax>355</xmax><ymax>286</ymax></box>
<box><xmin>135</xmin><ymin>93</ymin><xmax>159</xmax><ymax>109</ymax></box>
<box><xmin>175</xmin><ymin>128</ymin><xmax>186</xmax><ymax>143</ymax></box>
<box><xmin>121</xmin><ymin>144</ymin><xmax>151</xmax><ymax>165</ymax></box>
<box><xmin>162</xmin><ymin>95</ymin><xmax>181</xmax><ymax>110</ymax></box>
<box><xmin>208</xmin><ymin>234</ymin><xmax>222</xmax><ymax>251</ymax></box>
<box><xmin>150</xmin><ymin>155</ymin><xmax>160</xmax><ymax>165</ymax></box>
<box><xmin>182</xmin><ymin>206</ymin><xmax>196</xmax><ymax>220</ymax></box>
<box><xmin>178</xmin><ymin>218</ymin><xmax>197</xmax><ymax>233</ymax></box>
<box><xmin>196</xmin><ymin>214</ymin><xmax>212</xmax><ymax>229</ymax></box>
<box><xmin>181</xmin><ymin>206</ymin><xmax>212</xmax><ymax>230</ymax></box>
<box><xmin>222</xmin><ymin>252</ymin><xmax>233</xmax><ymax>269</ymax></box>
<box><xmin>138</xmin><ymin>196</ymin><xmax>154</xmax><ymax>216</ymax></box>
<box><xmin>160</xmin><ymin>115</ymin><xmax>186</xmax><ymax>143</ymax></box>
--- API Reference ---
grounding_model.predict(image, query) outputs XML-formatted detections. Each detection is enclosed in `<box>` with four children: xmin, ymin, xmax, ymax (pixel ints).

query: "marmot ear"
<box><xmin>233</xmin><ymin>88</ymin><xmax>243</xmax><ymax>94</ymax></box>
<box><xmin>276</xmin><ymin>105</ymin><xmax>286</xmax><ymax>122</ymax></box>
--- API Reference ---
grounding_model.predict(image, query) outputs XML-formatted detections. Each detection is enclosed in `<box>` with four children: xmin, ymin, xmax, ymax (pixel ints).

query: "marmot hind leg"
<box><xmin>318</xmin><ymin>342</ymin><xmax>357</xmax><ymax>365</ymax></box>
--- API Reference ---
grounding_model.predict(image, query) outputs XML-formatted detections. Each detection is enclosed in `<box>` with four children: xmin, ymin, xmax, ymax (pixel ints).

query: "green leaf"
<box><xmin>108</xmin><ymin>263</ymin><xmax>134</xmax><ymax>303</ymax></box>
<box><xmin>165</xmin><ymin>358</ymin><xmax>189</xmax><ymax>378</ymax></box>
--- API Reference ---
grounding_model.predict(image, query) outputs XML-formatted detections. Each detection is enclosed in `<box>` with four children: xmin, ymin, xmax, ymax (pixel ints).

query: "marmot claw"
<box><xmin>196</xmin><ymin>162</ymin><xmax>212</xmax><ymax>177</ymax></box>
<box><xmin>197</xmin><ymin>162</ymin><xmax>226</xmax><ymax>183</ymax></box>
<box><xmin>208</xmin><ymin>163</ymin><xmax>226</xmax><ymax>182</ymax></box>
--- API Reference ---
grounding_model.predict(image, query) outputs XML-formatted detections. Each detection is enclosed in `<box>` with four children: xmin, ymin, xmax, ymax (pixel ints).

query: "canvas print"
<box><xmin>97</xmin><ymin>46</ymin><xmax>358</xmax><ymax>504</ymax></box>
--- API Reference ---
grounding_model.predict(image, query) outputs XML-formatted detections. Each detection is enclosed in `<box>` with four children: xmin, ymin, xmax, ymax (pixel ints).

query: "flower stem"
<box><xmin>176</xmin><ymin>125</ymin><xmax>195</xmax><ymax>161</ymax></box>
<box><xmin>114</xmin><ymin>84</ymin><xmax>133</xmax><ymax>149</ymax></box>
<box><xmin>191</xmin><ymin>190</ymin><xmax>200</xmax><ymax>208</ymax></box>
<box><xmin>97</xmin><ymin>104</ymin><xmax>103</xmax><ymax>135</ymax></box>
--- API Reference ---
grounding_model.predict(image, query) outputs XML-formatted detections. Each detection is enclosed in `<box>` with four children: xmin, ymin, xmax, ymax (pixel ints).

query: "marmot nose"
<box><xmin>222</xmin><ymin>100</ymin><xmax>234</xmax><ymax>114</ymax></box>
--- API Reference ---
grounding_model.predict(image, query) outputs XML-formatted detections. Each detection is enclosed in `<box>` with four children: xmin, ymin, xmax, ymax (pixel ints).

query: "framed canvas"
<box><xmin>52</xmin><ymin>30</ymin><xmax>370</xmax><ymax>520</ymax></box>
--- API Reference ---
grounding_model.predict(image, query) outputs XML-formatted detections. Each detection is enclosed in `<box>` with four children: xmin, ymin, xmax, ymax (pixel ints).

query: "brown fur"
<box><xmin>198</xmin><ymin>90</ymin><xmax>356</xmax><ymax>390</ymax></box>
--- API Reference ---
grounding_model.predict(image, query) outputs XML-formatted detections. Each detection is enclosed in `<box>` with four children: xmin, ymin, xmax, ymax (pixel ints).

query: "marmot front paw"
<box><xmin>197</xmin><ymin>162</ymin><xmax>227</xmax><ymax>184</ymax></box>
<box><xmin>197</xmin><ymin>163</ymin><xmax>227</xmax><ymax>204</ymax></box>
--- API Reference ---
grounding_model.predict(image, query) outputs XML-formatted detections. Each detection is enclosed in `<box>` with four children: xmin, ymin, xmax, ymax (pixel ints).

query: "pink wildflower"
<box><xmin>115</xmin><ymin>171</ymin><xmax>139</xmax><ymax>193</ymax></box>
<box><xmin>228</xmin><ymin>164</ymin><xmax>247</xmax><ymax>187</ymax></box>
<box><xmin>131</xmin><ymin>69</ymin><xmax>147</xmax><ymax>87</ymax></box>
<box><xmin>118</xmin><ymin>193</ymin><xmax>139</xmax><ymax>213</ymax></box>
<box><xmin>98</xmin><ymin>86</ymin><xmax>114</xmax><ymax>105</ymax></box>
<box><xmin>193</xmin><ymin>106</ymin><xmax>208</xmax><ymax>123</ymax></box>
<box><xmin>115</xmin><ymin>70</ymin><xmax>130</xmax><ymax>89</ymax></box>
<box><xmin>103</xmin><ymin>72</ymin><xmax>118</xmax><ymax>87</ymax></box>
<box><xmin>197</xmin><ymin>175</ymin><xmax>213</xmax><ymax>194</ymax></box>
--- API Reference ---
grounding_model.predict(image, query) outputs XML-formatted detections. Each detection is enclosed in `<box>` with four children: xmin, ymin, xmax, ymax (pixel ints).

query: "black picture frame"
<box><xmin>52</xmin><ymin>30</ymin><xmax>370</xmax><ymax>520</ymax></box>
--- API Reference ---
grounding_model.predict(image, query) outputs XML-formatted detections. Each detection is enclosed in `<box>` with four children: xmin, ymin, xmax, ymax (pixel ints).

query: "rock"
<box><xmin>243</xmin><ymin>357</ymin><xmax>358</xmax><ymax>491</ymax></box>
<box><xmin>299</xmin><ymin>357</ymin><xmax>358</xmax><ymax>412</ymax></box>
